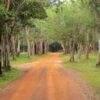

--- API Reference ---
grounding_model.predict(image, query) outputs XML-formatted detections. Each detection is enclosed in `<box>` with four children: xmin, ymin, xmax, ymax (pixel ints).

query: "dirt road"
<box><xmin>0</xmin><ymin>53</ymin><xmax>96</xmax><ymax>100</ymax></box>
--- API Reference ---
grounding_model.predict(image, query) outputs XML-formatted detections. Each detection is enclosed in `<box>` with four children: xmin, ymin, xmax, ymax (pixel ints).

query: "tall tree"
<box><xmin>0</xmin><ymin>0</ymin><xmax>47</xmax><ymax>71</ymax></box>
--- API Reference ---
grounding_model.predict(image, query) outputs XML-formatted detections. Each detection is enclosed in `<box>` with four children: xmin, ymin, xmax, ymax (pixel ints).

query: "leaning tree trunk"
<box><xmin>61</xmin><ymin>42</ymin><xmax>67</xmax><ymax>55</ymax></box>
<box><xmin>69</xmin><ymin>41</ymin><xmax>75</xmax><ymax>62</ymax></box>
<box><xmin>96</xmin><ymin>39</ymin><xmax>100</xmax><ymax>66</ymax></box>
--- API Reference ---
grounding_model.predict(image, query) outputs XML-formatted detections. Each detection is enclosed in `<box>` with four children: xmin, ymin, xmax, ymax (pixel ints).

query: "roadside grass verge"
<box><xmin>62</xmin><ymin>53</ymin><xmax>100</xmax><ymax>97</ymax></box>
<box><xmin>11</xmin><ymin>53</ymin><xmax>45</xmax><ymax>66</ymax></box>
<box><xmin>0</xmin><ymin>69</ymin><xmax>22</xmax><ymax>91</ymax></box>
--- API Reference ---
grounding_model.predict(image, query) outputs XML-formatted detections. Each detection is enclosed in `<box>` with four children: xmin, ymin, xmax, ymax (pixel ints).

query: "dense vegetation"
<box><xmin>45</xmin><ymin>1</ymin><xmax>98</xmax><ymax>62</ymax></box>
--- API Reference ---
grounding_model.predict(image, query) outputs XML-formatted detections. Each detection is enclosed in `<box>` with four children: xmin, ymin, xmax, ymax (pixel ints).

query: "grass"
<box><xmin>0</xmin><ymin>69</ymin><xmax>22</xmax><ymax>91</ymax></box>
<box><xmin>62</xmin><ymin>53</ymin><xmax>100</xmax><ymax>96</ymax></box>
<box><xmin>11</xmin><ymin>53</ymin><xmax>45</xmax><ymax>66</ymax></box>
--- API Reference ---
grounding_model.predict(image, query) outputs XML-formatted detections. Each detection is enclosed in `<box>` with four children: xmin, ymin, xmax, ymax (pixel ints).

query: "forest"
<box><xmin>0</xmin><ymin>0</ymin><xmax>100</xmax><ymax>74</ymax></box>
<box><xmin>0</xmin><ymin>0</ymin><xmax>100</xmax><ymax>100</ymax></box>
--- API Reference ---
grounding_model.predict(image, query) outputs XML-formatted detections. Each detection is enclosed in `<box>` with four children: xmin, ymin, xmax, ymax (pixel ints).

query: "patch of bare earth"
<box><xmin>0</xmin><ymin>53</ymin><xmax>97</xmax><ymax>100</ymax></box>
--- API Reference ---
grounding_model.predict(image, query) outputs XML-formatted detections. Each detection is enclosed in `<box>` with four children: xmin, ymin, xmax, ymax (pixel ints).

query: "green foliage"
<box><xmin>38</xmin><ymin>0</ymin><xmax>97</xmax><ymax>47</ymax></box>
<box><xmin>0</xmin><ymin>0</ymin><xmax>47</xmax><ymax>34</ymax></box>
<box><xmin>0</xmin><ymin>4</ymin><xmax>13</xmax><ymax>33</ymax></box>
<box><xmin>42</xmin><ymin>1</ymin><xmax>94</xmax><ymax>44</ymax></box>
<box><xmin>87</xmin><ymin>0</ymin><xmax>100</xmax><ymax>31</ymax></box>
<box><xmin>18</xmin><ymin>1</ymin><xmax>47</xmax><ymax>26</ymax></box>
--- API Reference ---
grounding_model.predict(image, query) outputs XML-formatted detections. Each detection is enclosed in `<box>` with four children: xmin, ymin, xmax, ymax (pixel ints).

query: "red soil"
<box><xmin>0</xmin><ymin>53</ymin><xmax>97</xmax><ymax>100</ymax></box>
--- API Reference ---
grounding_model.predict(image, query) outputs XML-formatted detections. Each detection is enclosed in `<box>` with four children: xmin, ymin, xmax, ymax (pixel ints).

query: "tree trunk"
<box><xmin>96</xmin><ymin>39</ymin><xmax>100</xmax><ymax>66</ymax></box>
<box><xmin>44</xmin><ymin>41</ymin><xmax>49</xmax><ymax>54</ymax></box>
<box><xmin>36</xmin><ymin>41</ymin><xmax>40</xmax><ymax>55</ymax></box>
<box><xmin>69</xmin><ymin>41</ymin><xmax>75</xmax><ymax>62</ymax></box>
<box><xmin>3</xmin><ymin>34</ymin><xmax>11</xmax><ymax>70</ymax></box>
<box><xmin>61</xmin><ymin>43</ymin><xmax>66</xmax><ymax>55</ymax></box>
<box><xmin>7</xmin><ymin>0</ymin><xmax>11</xmax><ymax>10</ymax></box>
<box><xmin>31</xmin><ymin>42</ymin><xmax>35</xmax><ymax>55</ymax></box>
<box><xmin>85</xmin><ymin>45</ymin><xmax>89</xmax><ymax>60</ymax></box>
<box><xmin>93</xmin><ymin>43</ymin><xmax>97</xmax><ymax>52</ymax></box>
<box><xmin>25</xmin><ymin>26</ymin><xmax>31</xmax><ymax>58</ymax></box>
<box><xmin>39</xmin><ymin>40</ymin><xmax>43</xmax><ymax>55</ymax></box>
<box><xmin>11</xmin><ymin>36</ymin><xmax>16</xmax><ymax>60</ymax></box>
<box><xmin>77</xmin><ymin>43</ymin><xmax>83</xmax><ymax>60</ymax></box>
<box><xmin>16</xmin><ymin>39</ymin><xmax>20</xmax><ymax>57</ymax></box>
<box><xmin>0</xmin><ymin>41</ymin><xmax>2</xmax><ymax>75</ymax></box>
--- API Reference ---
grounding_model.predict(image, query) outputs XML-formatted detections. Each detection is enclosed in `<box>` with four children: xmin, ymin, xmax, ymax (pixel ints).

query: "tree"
<box><xmin>88</xmin><ymin>0</ymin><xmax>100</xmax><ymax>65</ymax></box>
<box><xmin>41</xmin><ymin>0</ymin><xmax>94</xmax><ymax>62</ymax></box>
<box><xmin>0</xmin><ymin>0</ymin><xmax>47</xmax><ymax>72</ymax></box>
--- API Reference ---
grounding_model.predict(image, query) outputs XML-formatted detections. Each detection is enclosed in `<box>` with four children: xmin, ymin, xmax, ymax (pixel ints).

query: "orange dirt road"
<box><xmin>0</xmin><ymin>53</ymin><xmax>96</xmax><ymax>100</ymax></box>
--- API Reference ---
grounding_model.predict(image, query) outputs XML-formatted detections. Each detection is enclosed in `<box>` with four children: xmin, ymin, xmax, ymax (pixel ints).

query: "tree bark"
<box><xmin>96</xmin><ymin>39</ymin><xmax>100</xmax><ymax>66</ymax></box>
<box><xmin>25</xmin><ymin>26</ymin><xmax>31</xmax><ymax>58</ymax></box>
<box><xmin>44</xmin><ymin>41</ymin><xmax>49</xmax><ymax>54</ymax></box>
<box><xmin>42</xmin><ymin>40</ymin><xmax>48</xmax><ymax>54</ymax></box>
<box><xmin>69</xmin><ymin>41</ymin><xmax>75</xmax><ymax>62</ymax></box>
<box><xmin>61</xmin><ymin>42</ymin><xmax>68</xmax><ymax>55</ymax></box>
<box><xmin>7</xmin><ymin>0</ymin><xmax>11</xmax><ymax>10</ymax></box>
<box><xmin>16</xmin><ymin>39</ymin><xmax>20</xmax><ymax>57</ymax></box>
<box><xmin>93</xmin><ymin>43</ymin><xmax>97</xmax><ymax>52</ymax></box>
<box><xmin>85</xmin><ymin>45</ymin><xmax>89</xmax><ymax>60</ymax></box>
<box><xmin>31</xmin><ymin>42</ymin><xmax>35</xmax><ymax>55</ymax></box>
<box><xmin>3</xmin><ymin>34</ymin><xmax>11</xmax><ymax>70</ymax></box>
<box><xmin>77</xmin><ymin>43</ymin><xmax>83</xmax><ymax>60</ymax></box>
<box><xmin>11</xmin><ymin>36</ymin><xmax>16</xmax><ymax>60</ymax></box>
<box><xmin>0</xmin><ymin>40</ymin><xmax>2</xmax><ymax>75</ymax></box>
<box><xmin>39</xmin><ymin>40</ymin><xmax>43</xmax><ymax>55</ymax></box>
<box><xmin>36</xmin><ymin>41</ymin><xmax>40</xmax><ymax>55</ymax></box>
